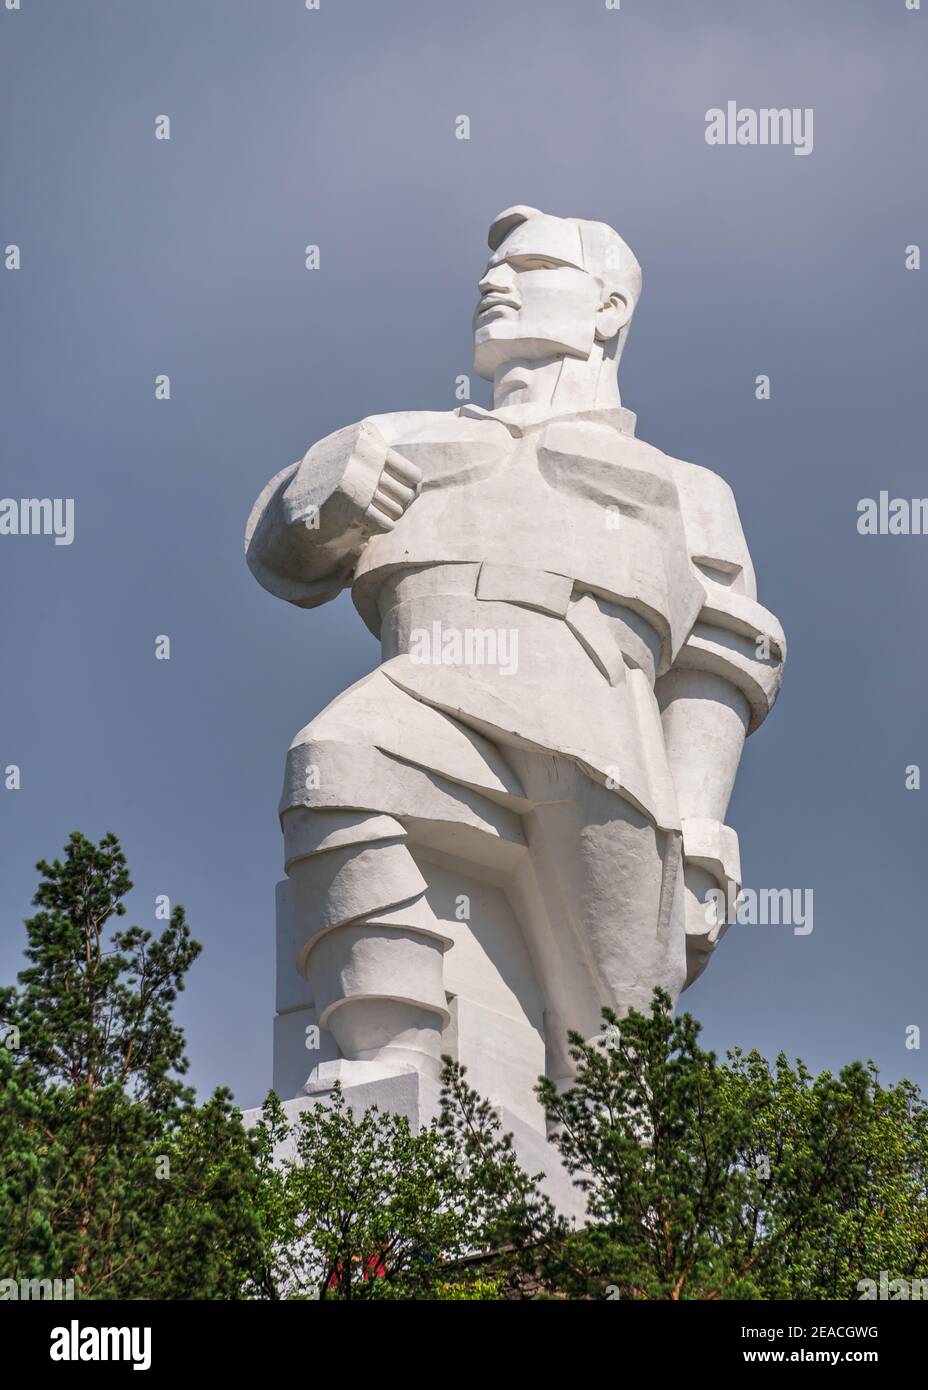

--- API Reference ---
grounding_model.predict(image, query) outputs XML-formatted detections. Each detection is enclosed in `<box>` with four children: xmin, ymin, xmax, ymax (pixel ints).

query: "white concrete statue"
<box><xmin>245</xmin><ymin>205</ymin><xmax>785</xmax><ymax>1153</ymax></box>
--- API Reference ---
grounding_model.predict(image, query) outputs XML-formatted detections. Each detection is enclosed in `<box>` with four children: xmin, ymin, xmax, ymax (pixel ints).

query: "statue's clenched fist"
<box><xmin>282</xmin><ymin>419</ymin><xmax>420</xmax><ymax>539</ymax></box>
<box><xmin>364</xmin><ymin>449</ymin><xmax>421</xmax><ymax>533</ymax></box>
<box><xmin>245</xmin><ymin>418</ymin><xmax>420</xmax><ymax>606</ymax></box>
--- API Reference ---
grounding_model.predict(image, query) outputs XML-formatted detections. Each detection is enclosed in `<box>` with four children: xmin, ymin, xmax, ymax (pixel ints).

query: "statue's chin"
<box><xmin>474</xmin><ymin>330</ymin><xmax>580</xmax><ymax>380</ymax></box>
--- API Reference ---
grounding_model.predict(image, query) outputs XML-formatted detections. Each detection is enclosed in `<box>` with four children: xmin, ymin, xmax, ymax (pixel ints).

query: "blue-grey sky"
<box><xmin>1</xmin><ymin>0</ymin><xmax>925</xmax><ymax>1107</ymax></box>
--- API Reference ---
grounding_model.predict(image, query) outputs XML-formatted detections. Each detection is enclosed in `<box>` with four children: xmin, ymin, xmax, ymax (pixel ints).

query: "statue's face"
<box><xmin>473</xmin><ymin>215</ymin><xmax>602</xmax><ymax>379</ymax></box>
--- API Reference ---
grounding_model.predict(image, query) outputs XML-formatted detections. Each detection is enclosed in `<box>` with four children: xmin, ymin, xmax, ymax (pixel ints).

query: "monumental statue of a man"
<box><xmin>245</xmin><ymin>206</ymin><xmax>785</xmax><ymax>1132</ymax></box>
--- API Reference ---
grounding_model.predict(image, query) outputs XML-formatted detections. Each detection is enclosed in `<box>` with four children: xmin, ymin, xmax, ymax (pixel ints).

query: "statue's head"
<box><xmin>473</xmin><ymin>205</ymin><xmax>642</xmax><ymax>382</ymax></box>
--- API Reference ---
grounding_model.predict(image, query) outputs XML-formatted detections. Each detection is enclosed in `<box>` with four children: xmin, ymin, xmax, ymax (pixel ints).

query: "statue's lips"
<box><xmin>475</xmin><ymin>295</ymin><xmax>519</xmax><ymax>321</ymax></box>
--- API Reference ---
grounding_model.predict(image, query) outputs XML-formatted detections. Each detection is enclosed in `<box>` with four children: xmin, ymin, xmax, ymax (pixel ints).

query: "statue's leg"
<box><xmin>276</xmin><ymin>667</ymin><xmax>525</xmax><ymax>1085</ymax></box>
<box><xmin>512</xmin><ymin>754</ymin><xmax>687</xmax><ymax>1082</ymax></box>
<box><xmin>283</xmin><ymin>801</ymin><xmax>452</xmax><ymax>1079</ymax></box>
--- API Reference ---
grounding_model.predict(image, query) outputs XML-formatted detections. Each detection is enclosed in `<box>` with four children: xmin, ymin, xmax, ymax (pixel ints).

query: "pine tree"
<box><xmin>0</xmin><ymin>832</ymin><xmax>265</xmax><ymax>1298</ymax></box>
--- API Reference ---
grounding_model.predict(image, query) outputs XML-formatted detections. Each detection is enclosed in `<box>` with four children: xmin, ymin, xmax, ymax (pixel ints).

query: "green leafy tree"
<box><xmin>251</xmin><ymin>1082</ymin><xmax>482</xmax><ymax>1299</ymax></box>
<box><xmin>248</xmin><ymin>1061</ymin><xmax>565</xmax><ymax>1301</ymax></box>
<box><xmin>534</xmin><ymin>990</ymin><xmax>893</xmax><ymax>1300</ymax></box>
<box><xmin>722</xmin><ymin>1050</ymin><xmax>928</xmax><ymax>1299</ymax></box>
<box><xmin>535</xmin><ymin>990</ymin><xmax>755</xmax><ymax>1298</ymax></box>
<box><xmin>438</xmin><ymin>1058</ymin><xmax>565</xmax><ymax>1286</ymax></box>
<box><xmin>0</xmin><ymin>832</ymin><xmax>265</xmax><ymax>1298</ymax></box>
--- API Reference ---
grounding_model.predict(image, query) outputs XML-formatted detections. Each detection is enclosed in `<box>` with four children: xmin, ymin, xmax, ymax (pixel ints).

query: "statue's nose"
<box><xmin>478</xmin><ymin>263</ymin><xmax>514</xmax><ymax>294</ymax></box>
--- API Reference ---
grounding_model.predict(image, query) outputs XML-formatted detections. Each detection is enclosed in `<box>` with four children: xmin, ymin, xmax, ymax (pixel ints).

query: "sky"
<box><xmin>1</xmin><ymin>0</ymin><xmax>926</xmax><ymax>1108</ymax></box>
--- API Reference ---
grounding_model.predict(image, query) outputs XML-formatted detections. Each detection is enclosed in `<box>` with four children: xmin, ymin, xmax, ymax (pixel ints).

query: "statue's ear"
<box><xmin>594</xmin><ymin>289</ymin><xmax>633</xmax><ymax>343</ymax></box>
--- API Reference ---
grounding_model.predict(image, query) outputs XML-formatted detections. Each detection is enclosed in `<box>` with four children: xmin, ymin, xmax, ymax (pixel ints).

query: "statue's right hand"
<box><xmin>247</xmin><ymin>420</ymin><xmax>421</xmax><ymax>607</ymax></box>
<box><xmin>281</xmin><ymin>420</ymin><xmax>380</xmax><ymax>527</ymax></box>
<box><xmin>282</xmin><ymin>421</ymin><xmax>421</xmax><ymax>539</ymax></box>
<box><xmin>363</xmin><ymin>449</ymin><xmax>422</xmax><ymax>533</ymax></box>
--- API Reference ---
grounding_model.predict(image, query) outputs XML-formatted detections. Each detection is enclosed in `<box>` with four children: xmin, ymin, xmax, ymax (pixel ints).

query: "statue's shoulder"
<box><xmin>658</xmin><ymin>451</ymin><xmax>753</xmax><ymax>580</ymax></box>
<box><xmin>663</xmin><ymin>452</ymin><xmax>740</xmax><ymax>515</ymax></box>
<box><xmin>539</xmin><ymin>413</ymin><xmax>663</xmax><ymax>467</ymax></box>
<box><xmin>625</xmin><ymin>425</ymin><xmax>732</xmax><ymax>500</ymax></box>
<box><xmin>362</xmin><ymin>408</ymin><xmax>511</xmax><ymax>489</ymax></box>
<box><xmin>365</xmin><ymin>408</ymin><xmax>507</xmax><ymax>448</ymax></box>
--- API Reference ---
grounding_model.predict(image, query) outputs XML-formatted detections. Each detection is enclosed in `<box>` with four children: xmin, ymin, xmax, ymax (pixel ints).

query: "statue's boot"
<box><xmin>283</xmin><ymin>806</ymin><xmax>452</xmax><ymax>1083</ymax></box>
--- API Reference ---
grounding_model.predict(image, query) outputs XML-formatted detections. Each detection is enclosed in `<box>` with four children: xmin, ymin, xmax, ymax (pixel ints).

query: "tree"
<box><xmin>438</xmin><ymin>1058</ymin><xmax>565</xmax><ymax>1289</ymax></box>
<box><xmin>535</xmin><ymin>990</ymin><xmax>755</xmax><ymax>1298</ymax></box>
<box><xmin>534</xmin><ymin>990</ymin><xmax>893</xmax><ymax>1300</ymax></box>
<box><xmin>4</xmin><ymin>837</ymin><xmax>926</xmax><ymax>1302</ymax></box>
<box><xmin>250</xmin><ymin>1082</ymin><xmax>482</xmax><ymax>1299</ymax></box>
<box><xmin>0</xmin><ymin>831</ymin><xmax>265</xmax><ymax>1298</ymax></box>
<box><xmin>246</xmin><ymin>1060</ymin><xmax>566</xmax><ymax>1301</ymax></box>
<box><xmin>721</xmin><ymin>1050</ymin><xmax>928</xmax><ymax>1300</ymax></box>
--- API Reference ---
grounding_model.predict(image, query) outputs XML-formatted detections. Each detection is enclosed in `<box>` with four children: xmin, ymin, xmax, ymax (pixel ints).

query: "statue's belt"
<box><xmin>380</xmin><ymin>560</ymin><xmax>662</xmax><ymax>685</ymax></box>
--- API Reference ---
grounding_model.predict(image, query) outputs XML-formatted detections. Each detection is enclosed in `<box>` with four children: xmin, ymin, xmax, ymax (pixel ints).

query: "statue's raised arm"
<box><xmin>245</xmin><ymin>419</ymin><xmax>421</xmax><ymax>609</ymax></box>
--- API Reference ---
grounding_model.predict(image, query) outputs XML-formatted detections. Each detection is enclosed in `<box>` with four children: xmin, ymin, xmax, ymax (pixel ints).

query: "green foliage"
<box><xmin>0</xmin><ymin>832</ymin><xmax>265</xmax><ymax>1298</ymax></box>
<box><xmin>536</xmin><ymin>989</ymin><xmax>756</xmax><ymax>1298</ymax></box>
<box><xmin>250</xmin><ymin>1082</ymin><xmax>469</xmax><ymax>1299</ymax></box>
<box><xmin>430</xmin><ymin>1276</ymin><xmax>505</xmax><ymax>1300</ymax></box>
<box><xmin>2</xmin><ymin>833</ymin><xmax>926</xmax><ymax>1301</ymax></box>
<box><xmin>7</xmin><ymin>831</ymin><xmax>196</xmax><ymax>1109</ymax></box>
<box><xmin>249</xmin><ymin>1068</ymin><xmax>558</xmax><ymax>1300</ymax></box>
<box><xmin>438</xmin><ymin>1058</ymin><xmax>565</xmax><ymax>1260</ymax></box>
<box><xmin>721</xmin><ymin>1049</ymin><xmax>928</xmax><ymax>1299</ymax></box>
<box><xmin>534</xmin><ymin>990</ymin><xmax>928</xmax><ymax>1300</ymax></box>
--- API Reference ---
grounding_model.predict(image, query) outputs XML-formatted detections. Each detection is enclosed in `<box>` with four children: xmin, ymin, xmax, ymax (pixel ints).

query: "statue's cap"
<box><xmin>487</xmin><ymin>206</ymin><xmax>544</xmax><ymax>251</ymax></box>
<box><xmin>487</xmin><ymin>205</ymin><xmax>642</xmax><ymax>301</ymax></box>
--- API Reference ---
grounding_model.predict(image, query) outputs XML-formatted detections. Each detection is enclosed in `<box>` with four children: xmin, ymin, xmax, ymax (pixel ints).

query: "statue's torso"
<box><xmin>324</xmin><ymin>407</ymin><xmax>713</xmax><ymax>833</ymax></box>
<box><xmin>352</xmin><ymin>407</ymin><xmax>707</xmax><ymax>676</ymax></box>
